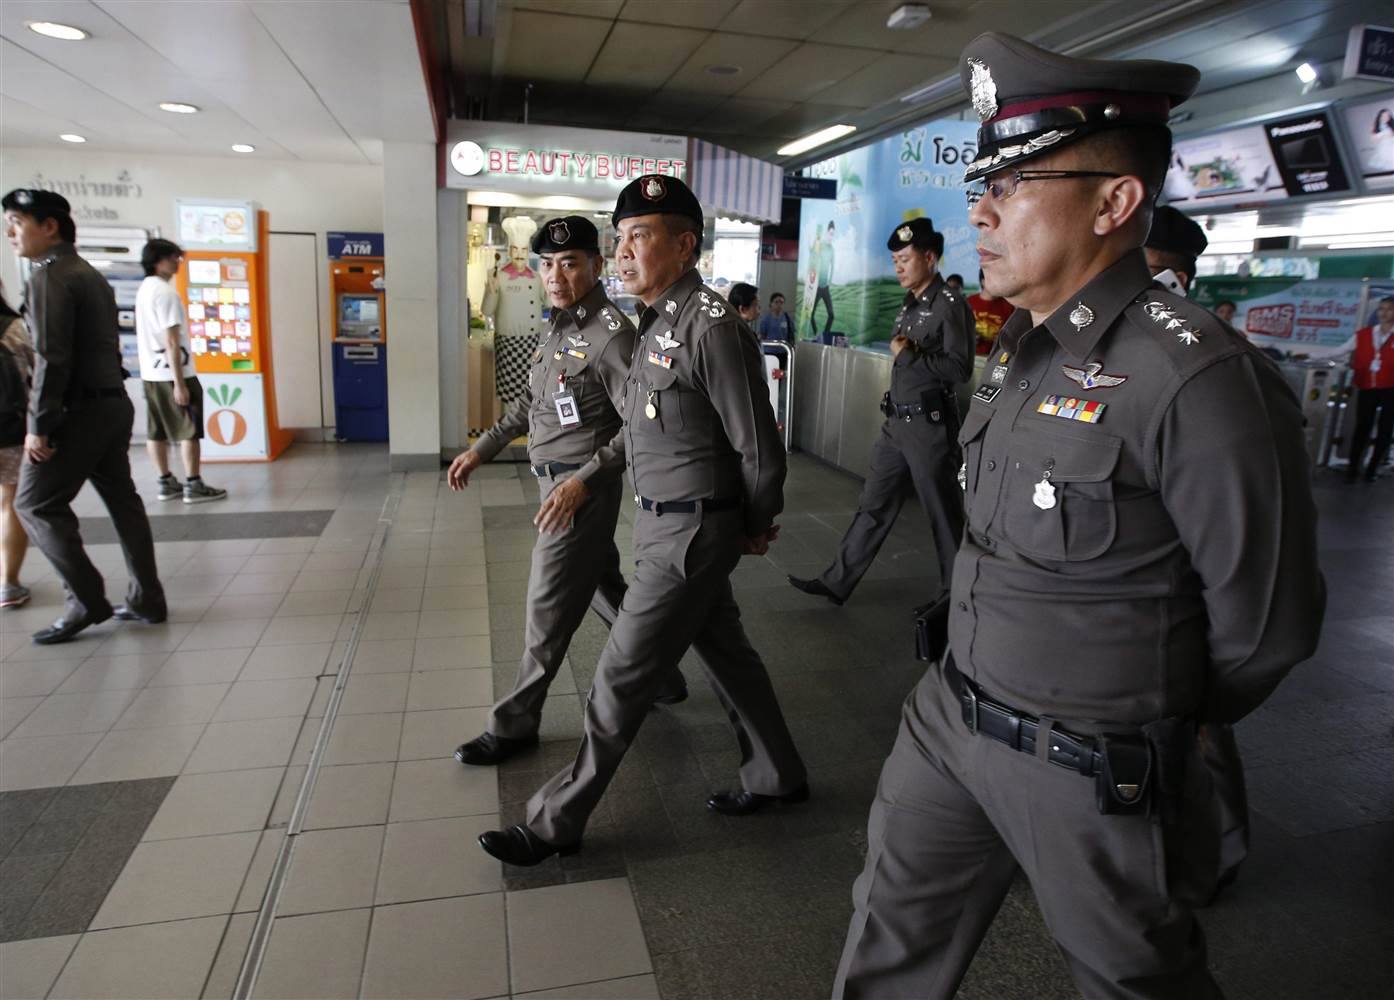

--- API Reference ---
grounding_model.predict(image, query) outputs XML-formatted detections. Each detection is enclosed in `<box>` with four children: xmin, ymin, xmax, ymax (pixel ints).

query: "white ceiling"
<box><xmin>0</xmin><ymin>0</ymin><xmax>435</xmax><ymax>164</ymax></box>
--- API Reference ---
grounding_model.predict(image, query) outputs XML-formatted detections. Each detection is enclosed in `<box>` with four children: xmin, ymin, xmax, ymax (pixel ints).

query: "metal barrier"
<box><xmin>761</xmin><ymin>341</ymin><xmax>796</xmax><ymax>452</ymax></box>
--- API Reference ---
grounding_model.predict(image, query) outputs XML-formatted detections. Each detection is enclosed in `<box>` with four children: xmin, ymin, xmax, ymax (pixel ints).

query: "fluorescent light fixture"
<box><xmin>1324</xmin><ymin>237</ymin><xmax>1394</xmax><ymax>250</ymax></box>
<box><xmin>1204</xmin><ymin>240</ymin><xmax>1258</xmax><ymax>255</ymax></box>
<box><xmin>231</xmin><ymin>144</ymin><xmax>256</xmax><ymax>153</ymax></box>
<box><xmin>777</xmin><ymin>124</ymin><xmax>857</xmax><ymax>157</ymax></box>
<box><xmin>159</xmin><ymin>102</ymin><xmax>200</xmax><ymax>114</ymax></box>
<box><xmin>27</xmin><ymin>21</ymin><xmax>88</xmax><ymax>41</ymax></box>
<box><xmin>1295</xmin><ymin>62</ymin><xmax>1318</xmax><ymax>84</ymax></box>
<box><xmin>887</xmin><ymin>4</ymin><xmax>932</xmax><ymax>30</ymax></box>
<box><xmin>59</xmin><ymin>133</ymin><xmax>86</xmax><ymax>143</ymax></box>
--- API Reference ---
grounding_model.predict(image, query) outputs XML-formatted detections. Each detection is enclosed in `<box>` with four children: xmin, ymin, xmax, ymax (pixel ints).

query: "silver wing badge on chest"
<box><xmin>1061</xmin><ymin>361</ymin><xmax>1127</xmax><ymax>390</ymax></box>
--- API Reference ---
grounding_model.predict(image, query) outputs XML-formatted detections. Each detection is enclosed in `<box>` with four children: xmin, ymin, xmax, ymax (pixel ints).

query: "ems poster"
<box><xmin>1192</xmin><ymin>277</ymin><xmax>1366</xmax><ymax>357</ymax></box>
<box><xmin>795</xmin><ymin>121</ymin><xmax>979</xmax><ymax>346</ymax></box>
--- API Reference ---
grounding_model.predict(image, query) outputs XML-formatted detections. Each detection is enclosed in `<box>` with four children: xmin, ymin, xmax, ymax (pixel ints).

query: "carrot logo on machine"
<box><xmin>206</xmin><ymin>384</ymin><xmax>248</xmax><ymax>446</ymax></box>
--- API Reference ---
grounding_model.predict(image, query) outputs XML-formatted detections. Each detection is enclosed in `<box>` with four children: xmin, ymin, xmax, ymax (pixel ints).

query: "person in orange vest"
<box><xmin>1341</xmin><ymin>295</ymin><xmax>1394</xmax><ymax>483</ymax></box>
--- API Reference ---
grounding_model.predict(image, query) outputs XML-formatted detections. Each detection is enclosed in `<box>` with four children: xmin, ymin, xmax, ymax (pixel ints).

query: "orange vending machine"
<box><xmin>174</xmin><ymin>200</ymin><xmax>292</xmax><ymax>461</ymax></box>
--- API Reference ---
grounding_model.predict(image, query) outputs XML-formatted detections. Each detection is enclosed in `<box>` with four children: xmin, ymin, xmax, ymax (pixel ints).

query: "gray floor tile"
<box><xmin>321</xmin><ymin>712</ymin><xmax>403</xmax><ymax>766</ymax></box>
<box><xmin>142</xmin><ymin>768</ymin><xmax>283</xmax><ymax>840</ymax></box>
<box><xmin>388</xmin><ymin>757</ymin><xmax>499</xmax><ymax>822</ymax></box>
<box><xmin>405</xmin><ymin>668</ymin><xmax>494</xmax><ymax>711</ymax></box>
<box><xmin>516</xmin><ymin>974</ymin><xmax>661</xmax><ymax>1000</ymax></box>
<box><xmin>302</xmin><ymin>763</ymin><xmax>395</xmax><ymax>830</ymax></box>
<box><xmin>201</xmin><ymin>912</ymin><xmax>254</xmax><ymax>1000</ymax></box>
<box><xmin>360</xmin><ymin>894</ymin><xmax>507</xmax><ymax>1000</ymax></box>
<box><xmin>112</xmin><ymin>684</ymin><xmax>230</xmax><ymax>730</ymax></box>
<box><xmin>0</xmin><ymin>933</ymin><xmax>79</xmax><ymax>1000</ymax></box>
<box><xmin>344</xmin><ymin>638</ymin><xmax>415</xmax><ymax>674</ymax></box>
<box><xmin>375</xmin><ymin>815</ymin><xmax>501</xmax><ymax>905</ymax></box>
<box><xmin>10</xmin><ymin>689</ymin><xmax>140</xmax><ymax>740</ymax></box>
<box><xmin>90</xmin><ymin>831</ymin><xmax>259</xmax><ymax>928</ymax></box>
<box><xmin>148</xmin><ymin>648</ymin><xmax>253</xmax><ymax>687</ymax></box>
<box><xmin>183</xmin><ymin>717</ymin><xmax>302</xmax><ymax>774</ymax></box>
<box><xmin>398</xmin><ymin>707</ymin><xmax>490</xmax><ymax>761</ymax></box>
<box><xmin>238</xmin><ymin>642</ymin><xmax>332</xmax><ymax>681</ymax></box>
<box><xmin>70</xmin><ymin>726</ymin><xmax>204</xmax><ymax>785</ymax></box>
<box><xmin>339</xmin><ymin>673</ymin><xmax>410</xmax><ymax>716</ymax></box>
<box><xmin>277</xmin><ymin>826</ymin><xmax>384</xmax><ymax>916</ymax></box>
<box><xmin>252</xmin><ymin>908</ymin><xmax>371</xmax><ymax>999</ymax></box>
<box><xmin>48</xmin><ymin>915</ymin><xmax>226</xmax><ymax>1000</ymax></box>
<box><xmin>507</xmin><ymin>878</ymin><xmax>651</xmax><ymax>994</ymax></box>
<box><xmin>212</xmin><ymin>678</ymin><xmax>316</xmax><ymax>723</ymax></box>
<box><xmin>54</xmin><ymin>654</ymin><xmax>168</xmax><ymax>694</ymax></box>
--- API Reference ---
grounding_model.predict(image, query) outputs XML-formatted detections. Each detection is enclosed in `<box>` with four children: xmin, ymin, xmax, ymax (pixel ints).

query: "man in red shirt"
<box><xmin>966</xmin><ymin>268</ymin><xmax>1013</xmax><ymax>355</ymax></box>
<box><xmin>1343</xmin><ymin>295</ymin><xmax>1394</xmax><ymax>482</ymax></box>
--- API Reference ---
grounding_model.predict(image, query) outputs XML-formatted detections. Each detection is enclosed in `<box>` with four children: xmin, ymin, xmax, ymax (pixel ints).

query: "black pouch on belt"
<box><xmin>879</xmin><ymin>391</ymin><xmax>894</xmax><ymax>417</ymax></box>
<box><xmin>913</xmin><ymin>594</ymin><xmax>950</xmax><ymax>663</ymax></box>
<box><xmin>918</xmin><ymin>390</ymin><xmax>944</xmax><ymax>424</ymax></box>
<box><xmin>1095</xmin><ymin>734</ymin><xmax>1153</xmax><ymax>815</ymax></box>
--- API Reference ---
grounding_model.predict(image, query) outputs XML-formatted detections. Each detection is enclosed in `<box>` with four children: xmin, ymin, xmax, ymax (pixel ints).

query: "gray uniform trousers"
<box><xmin>488</xmin><ymin>469</ymin><xmax>682</xmax><ymax>740</ymax></box>
<box><xmin>1197</xmin><ymin>723</ymin><xmax>1249</xmax><ymax>891</ymax></box>
<box><xmin>834</xmin><ymin>658</ymin><xmax>1221</xmax><ymax>1000</ymax></box>
<box><xmin>527</xmin><ymin>504</ymin><xmax>807</xmax><ymax>845</ymax></box>
<box><xmin>821</xmin><ymin>414</ymin><xmax>963</xmax><ymax>602</ymax></box>
<box><xmin>16</xmin><ymin>397</ymin><xmax>163</xmax><ymax>619</ymax></box>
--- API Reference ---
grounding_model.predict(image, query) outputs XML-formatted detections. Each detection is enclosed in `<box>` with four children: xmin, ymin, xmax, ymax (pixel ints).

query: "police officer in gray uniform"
<box><xmin>479</xmin><ymin>175</ymin><xmax>807</xmax><ymax>866</ymax></box>
<box><xmin>2</xmin><ymin>189</ymin><xmax>165</xmax><ymax>644</ymax></box>
<box><xmin>789</xmin><ymin>217</ymin><xmax>974</xmax><ymax>606</ymax></box>
<box><xmin>448</xmin><ymin>216</ymin><xmax>685</xmax><ymax>766</ymax></box>
<box><xmin>1144</xmin><ymin>204</ymin><xmax>1250</xmax><ymax>903</ymax></box>
<box><xmin>835</xmin><ymin>34</ymin><xmax>1324</xmax><ymax>999</ymax></box>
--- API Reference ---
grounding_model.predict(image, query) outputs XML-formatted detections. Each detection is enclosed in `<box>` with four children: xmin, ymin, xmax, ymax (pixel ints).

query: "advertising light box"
<box><xmin>175</xmin><ymin>199</ymin><xmax>257</xmax><ymax>251</ymax></box>
<box><xmin>1342</xmin><ymin>94</ymin><xmax>1394</xmax><ymax>190</ymax></box>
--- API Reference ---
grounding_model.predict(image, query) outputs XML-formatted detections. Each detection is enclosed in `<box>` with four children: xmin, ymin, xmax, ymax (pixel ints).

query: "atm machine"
<box><xmin>328</xmin><ymin>232</ymin><xmax>387</xmax><ymax>441</ymax></box>
<box><xmin>73</xmin><ymin>225</ymin><xmax>156</xmax><ymax>436</ymax></box>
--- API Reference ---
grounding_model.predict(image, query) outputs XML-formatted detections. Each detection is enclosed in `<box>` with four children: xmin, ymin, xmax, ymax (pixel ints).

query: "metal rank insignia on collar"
<box><xmin>1144</xmin><ymin>301</ymin><xmax>1202</xmax><ymax>345</ymax></box>
<box><xmin>665</xmin><ymin>300</ymin><xmax>678</xmax><ymax>315</ymax></box>
<box><xmin>654</xmin><ymin>331</ymin><xmax>680</xmax><ymax>351</ymax></box>
<box><xmin>1068</xmin><ymin>302</ymin><xmax>1094</xmax><ymax>331</ymax></box>
<box><xmin>1038</xmin><ymin>395</ymin><xmax>1106</xmax><ymax>424</ymax></box>
<box><xmin>1062</xmin><ymin>361</ymin><xmax>1126</xmax><ymax>390</ymax></box>
<box><xmin>602</xmin><ymin>308</ymin><xmax>621</xmax><ymax>331</ymax></box>
<box><xmin>575</xmin><ymin>306</ymin><xmax>587</xmax><ymax>321</ymax></box>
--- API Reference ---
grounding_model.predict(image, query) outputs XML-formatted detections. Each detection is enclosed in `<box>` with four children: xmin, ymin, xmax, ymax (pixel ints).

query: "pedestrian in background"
<box><xmin>0</xmin><ymin>282</ymin><xmax>34</xmax><ymax>609</ymax></box>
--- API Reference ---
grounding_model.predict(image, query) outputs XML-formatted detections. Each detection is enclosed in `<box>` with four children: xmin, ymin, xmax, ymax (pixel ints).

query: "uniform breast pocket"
<box><xmin>636</xmin><ymin>366</ymin><xmax>682</xmax><ymax>432</ymax></box>
<box><xmin>958</xmin><ymin>405</ymin><xmax>993</xmax><ymax>499</ymax></box>
<box><xmin>560</xmin><ymin>357</ymin><xmax>589</xmax><ymax>404</ymax></box>
<box><xmin>998</xmin><ymin>425</ymin><xmax>1121</xmax><ymax>562</ymax></box>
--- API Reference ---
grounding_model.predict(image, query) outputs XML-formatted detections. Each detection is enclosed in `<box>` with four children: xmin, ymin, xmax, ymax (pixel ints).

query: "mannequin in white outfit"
<box><xmin>484</xmin><ymin>216</ymin><xmax>546</xmax><ymax>405</ymax></box>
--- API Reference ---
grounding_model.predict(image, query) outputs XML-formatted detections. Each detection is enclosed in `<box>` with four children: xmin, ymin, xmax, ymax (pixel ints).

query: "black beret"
<box><xmin>1145</xmin><ymin>205</ymin><xmax>1207</xmax><ymax>259</ymax></box>
<box><xmin>959</xmin><ymin>32</ymin><xmax>1200</xmax><ymax>182</ymax></box>
<box><xmin>532</xmin><ymin>215</ymin><xmax>599</xmax><ymax>255</ymax></box>
<box><xmin>2</xmin><ymin>188</ymin><xmax>72</xmax><ymax>215</ymax></box>
<box><xmin>612</xmin><ymin>174</ymin><xmax>703</xmax><ymax>227</ymax></box>
<box><xmin>887</xmin><ymin>217</ymin><xmax>943</xmax><ymax>253</ymax></box>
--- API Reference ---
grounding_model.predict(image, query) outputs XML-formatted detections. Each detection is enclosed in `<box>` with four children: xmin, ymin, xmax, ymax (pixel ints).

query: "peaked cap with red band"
<box><xmin>958</xmin><ymin>32</ymin><xmax>1200</xmax><ymax>183</ymax></box>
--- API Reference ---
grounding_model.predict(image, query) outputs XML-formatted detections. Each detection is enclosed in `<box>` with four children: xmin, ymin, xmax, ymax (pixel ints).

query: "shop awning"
<box><xmin>688</xmin><ymin>139</ymin><xmax>783</xmax><ymax>226</ymax></box>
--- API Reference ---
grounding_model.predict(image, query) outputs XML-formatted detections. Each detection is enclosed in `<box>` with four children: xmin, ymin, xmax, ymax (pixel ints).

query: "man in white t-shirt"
<box><xmin>135</xmin><ymin>239</ymin><xmax>226</xmax><ymax>503</ymax></box>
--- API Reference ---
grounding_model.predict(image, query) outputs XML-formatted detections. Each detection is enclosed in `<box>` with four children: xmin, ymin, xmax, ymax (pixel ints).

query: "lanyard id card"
<box><xmin>553</xmin><ymin>373</ymin><xmax>581</xmax><ymax>427</ymax></box>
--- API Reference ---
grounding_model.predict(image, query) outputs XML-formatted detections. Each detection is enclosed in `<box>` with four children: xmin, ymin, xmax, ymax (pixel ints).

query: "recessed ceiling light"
<box><xmin>159</xmin><ymin>102</ymin><xmax>200</xmax><ymax>114</ymax></box>
<box><xmin>777</xmin><ymin>124</ymin><xmax>857</xmax><ymax>157</ymax></box>
<box><xmin>27</xmin><ymin>21</ymin><xmax>89</xmax><ymax>41</ymax></box>
<box><xmin>705</xmin><ymin>64</ymin><xmax>742</xmax><ymax>77</ymax></box>
<box><xmin>59</xmin><ymin>134</ymin><xmax>87</xmax><ymax>143</ymax></box>
<box><xmin>231</xmin><ymin>144</ymin><xmax>256</xmax><ymax>154</ymax></box>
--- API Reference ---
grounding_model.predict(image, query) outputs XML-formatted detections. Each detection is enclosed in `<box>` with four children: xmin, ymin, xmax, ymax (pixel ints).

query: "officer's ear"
<box><xmin>1092</xmin><ymin>175</ymin><xmax>1149</xmax><ymax>240</ymax></box>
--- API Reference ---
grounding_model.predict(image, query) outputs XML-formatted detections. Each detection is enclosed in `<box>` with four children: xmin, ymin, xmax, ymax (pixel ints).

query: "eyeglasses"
<box><xmin>966</xmin><ymin>169</ymin><xmax>1122</xmax><ymax>206</ymax></box>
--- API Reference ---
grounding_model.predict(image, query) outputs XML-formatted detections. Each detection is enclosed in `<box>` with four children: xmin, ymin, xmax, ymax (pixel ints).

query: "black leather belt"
<box><xmin>76</xmin><ymin>387</ymin><xmax>126</xmax><ymax>400</ymax></box>
<box><xmin>947</xmin><ymin>664</ymin><xmax>1104</xmax><ymax>777</ymax></box>
<box><xmin>881</xmin><ymin>390</ymin><xmax>949</xmax><ymax>422</ymax></box>
<box><xmin>635</xmin><ymin>495</ymin><xmax>740</xmax><ymax>516</ymax></box>
<box><xmin>531</xmin><ymin>461</ymin><xmax>581</xmax><ymax>478</ymax></box>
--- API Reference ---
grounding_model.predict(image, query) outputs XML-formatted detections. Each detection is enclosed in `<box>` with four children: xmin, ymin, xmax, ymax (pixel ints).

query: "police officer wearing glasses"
<box><xmin>834</xmin><ymin>33</ymin><xmax>1323</xmax><ymax>999</ymax></box>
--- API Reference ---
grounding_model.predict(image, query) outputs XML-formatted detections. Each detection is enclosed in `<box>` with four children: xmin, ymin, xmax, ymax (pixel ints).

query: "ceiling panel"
<box><xmin>757</xmin><ymin>101</ymin><xmax>863</xmax><ymax>137</ymax></box>
<box><xmin>689</xmin><ymin>96</ymin><xmax>795</xmax><ymax>134</ymax></box>
<box><xmin>738</xmin><ymin>43</ymin><xmax>879</xmax><ymax>104</ymax></box>
<box><xmin>497</xmin><ymin>9</ymin><xmax>612</xmax><ymax>82</ymax></box>
<box><xmin>808</xmin><ymin>0</ymin><xmax>975</xmax><ymax>54</ymax></box>
<box><xmin>586</xmin><ymin>21</ymin><xmax>707</xmax><ymax>89</ymax></box>
<box><xmin>665</xmin><ymin>33</ymin><xmax>799</xmax><ymax>97</ymax></box>
<box><xmin>719</xmin><ymin>0</ymin><xmax>856</xmax><ymax>41</ymax></box>
<box><xmin>623</xmin><ymin>92</ymin><xmax>713</xmax><ymax>133</ymax></box>
<box><xmin>813</xmin><ymin>52</ymin><xmax>953</xmax><ymax>107</ymax></box>
<box><xmin>617</xmin><ymin>0</ymin><xmax>740</xmax><ymax>31</ymax></box>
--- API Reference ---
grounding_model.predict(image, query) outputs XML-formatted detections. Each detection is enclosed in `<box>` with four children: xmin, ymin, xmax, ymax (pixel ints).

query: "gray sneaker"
<box><xmin>183</xmin><ymin>478</ymin><xmax>228</xmax><ymax>504</ymax></box>
<box><xmin>0</xmin><ymin>584</ymin><xmax>31</xmax><ymax>609</ymax></box>
<box><xmin>157</xmin><ymin>475</ymin><xmax>182</xmax><ymax>501</ymax></box>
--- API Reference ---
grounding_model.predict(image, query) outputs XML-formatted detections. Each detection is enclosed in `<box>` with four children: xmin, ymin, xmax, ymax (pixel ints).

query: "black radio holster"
<box><xmin>1094</xmin><ymin>735</ymin><xmax>1153</xmax><ymax>815</ymax></box>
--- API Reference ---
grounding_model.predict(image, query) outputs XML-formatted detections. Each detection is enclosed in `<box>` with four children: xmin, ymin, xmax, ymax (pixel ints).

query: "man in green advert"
<box><xmin>807</xmin><ymin>220</ymin><xmax>836</xmax><ymax>338</ymax></box>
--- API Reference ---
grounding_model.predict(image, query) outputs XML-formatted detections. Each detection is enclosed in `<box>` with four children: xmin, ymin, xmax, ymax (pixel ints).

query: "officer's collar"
<box><xmin>904</xmin><ymin>272</ymin><xmax>944</xmax><ymax>307</ymax></box>
<box><xmin>1041</xmin><ymin>249</ymin><xmax>1153</xmax><ymax>360</ymax></box>
<box><xmin>644</xmin><ymin>267</ymin><xmax>705</xmax><ymax>322</ymax></box>
<box><xmin>34</xmin><ymin>241</ymin><xmax>75</xmax><ymax>267</ymax></box>
<box><xmin>556</xmin><ymin>282</ymin><xmax>609</xmax><ymax>331</ymax></box>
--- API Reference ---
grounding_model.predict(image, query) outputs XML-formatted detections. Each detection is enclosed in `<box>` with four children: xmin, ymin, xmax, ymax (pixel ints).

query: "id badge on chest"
<box><xmin>552</xmin><ymin>373</ymin><xmax>581</xmax><ymax>427</ymax></box>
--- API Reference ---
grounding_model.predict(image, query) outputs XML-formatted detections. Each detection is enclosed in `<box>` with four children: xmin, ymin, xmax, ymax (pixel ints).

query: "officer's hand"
<box><xmin>890</xmin><ymin>335</ymin><xmax>911</xmax><ymax>357</ymax></box>
<box><xmin>534</xmin><ymin>476</ymin><xmax>589</xmax><ymax>534</ymax></box>
<box><xmin>447</xmin><ymin>450</ymin><xmax>482</xmax><ymax>491</ymax></box>
<box><xmin>742</xmin><ymin>524</ymin><xmax>780</xmax><ymax>555</ymax></box>
<box><xmin>172</xmin><ymin>381</ymin><xmax>190</xmax><ymax>407</ymax></box>
<box><xmin>23</xmin><ymin>434</ymin><xmax>53</xmax><ymax>463</ymax></box>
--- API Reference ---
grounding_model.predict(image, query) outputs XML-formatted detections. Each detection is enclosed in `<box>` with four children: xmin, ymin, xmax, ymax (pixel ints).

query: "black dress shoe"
<box><xmin>454</xmin><ymin>731</ymin><xmax>538</xmax><ymax>766</ymax></box>
<box><xmin>653</xmin><ymin>683</ymin><xmax>689</xmax><ymax>706</ymax></box>
<box><xmin>32</xmin><ymin>608</ymin><xmax>113</xmax><ymax>645</ymax></box>
<box><xmin>788</xmin><ymin>575</ymin><xmax>844</xmax><ymax>606</ymax></box>
<box><xmin>707</xmin><ymin>784</ymin><xmax>810</xmax><ymax>816</ymax></box>
<box><xmin>478</xmin><ymin>825</ymin><xmax>580</xmax><ymax>866</ymax></box>
<box><xmin>112</xmin><ymin>603</ymin><xmax>168</xmax><ymax>625</ymax></box>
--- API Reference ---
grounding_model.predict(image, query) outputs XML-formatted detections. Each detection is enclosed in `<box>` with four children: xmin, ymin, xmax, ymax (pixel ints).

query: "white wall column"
<box><xmin>383</xmin><ymin>141</ymin><xmax>441</xmax><ymax>471</ymax></box>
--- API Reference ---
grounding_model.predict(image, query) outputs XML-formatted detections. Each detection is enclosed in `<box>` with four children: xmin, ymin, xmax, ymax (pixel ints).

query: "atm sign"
<box><xmin>327</xmin><ymin>232</ymin><xmax>384</xmax><ymax>259</ymax></box>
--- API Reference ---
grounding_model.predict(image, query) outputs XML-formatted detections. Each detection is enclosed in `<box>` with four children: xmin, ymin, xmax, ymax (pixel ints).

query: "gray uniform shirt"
<box><xmin>950</xmin><ymin>250</ymin><xmax>1323</xmax><ymax>727</ymax></box>
<box><xmin>890</xmin><ymin>273</ymin><xmax>975</xmax><ymax>403</ymax></box>
<box><xmin>471</xmin><ymin>282</ymin><xmax>634</xmax><ymax>485</ymax></box>
<box><xmin>624</xmin><ymin>268</ymin><xmax>787</xmax><ymax>538</ymax></box>
<box><xmin>23</xmin><ymin>243</ymin><xmax>126</xmax><ymax>437</ymax></box>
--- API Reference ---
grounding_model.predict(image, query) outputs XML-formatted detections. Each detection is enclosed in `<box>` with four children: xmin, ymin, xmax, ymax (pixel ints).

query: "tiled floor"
<box><xmin>0</xmin><ymin>443</ymin><xmax>1389</xmax><ymax>999</ymax></box>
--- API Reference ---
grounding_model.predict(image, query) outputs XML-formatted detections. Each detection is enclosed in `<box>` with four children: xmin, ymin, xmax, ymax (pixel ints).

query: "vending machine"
<box><xmin>327</xmin><ymin>232</ymin><xmax>387</xmax><ymax>441</ymax></box>
<box><xmin>174</xmin><ymin>200</ymin><xmax>292</xmax><ymax>461</ymax></box>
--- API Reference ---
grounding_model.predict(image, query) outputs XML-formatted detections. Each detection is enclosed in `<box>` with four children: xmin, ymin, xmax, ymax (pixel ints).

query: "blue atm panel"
<box><xmin>333</xmin><ymin>343</ymin><xmax>388</xmax><ymax>441</ymax></box>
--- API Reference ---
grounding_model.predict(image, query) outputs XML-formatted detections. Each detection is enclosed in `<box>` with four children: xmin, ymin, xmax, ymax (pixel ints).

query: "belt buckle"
<box><xmin>903</xmin><ymin>410</ymin><xmax>913</xmax><ymax>423</ymax></box>
<box><xmin>652</xmin><ymin>500</ymin><xmax>664</xmax><ymax>516</ymax></box>
<box><xmin>964</xmin><ymin>683</ymin><xmax>979</xmax><ymax>735</ymax></box>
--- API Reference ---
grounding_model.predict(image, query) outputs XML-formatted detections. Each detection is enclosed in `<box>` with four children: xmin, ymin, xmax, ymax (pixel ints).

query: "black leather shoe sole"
<box><xmin>112</xmin><ymin>605</ymin><xmax>168</xmax><ymax>625</ymax></box>
<box><xmin>454</xmin><ymin>733</ymin><xmax>538</xmax><ymax>766</ymax></box>
<box><xmin>707</xmin><ymin>784</ymin><xmax>810</xmax><ymax>816</ymax></box>
<box><xmin>477</xmin><ymin>825</ymin><xmax>581</xmax><ymax>866</ymax></box>
<box><xmin>787</xmin><ymin>576</ymin><xmax>845</xmax><ymax>606</ymax></box>
<box><xmin>653</xmin><ymin>688</ymin><xmax>689</xmax><ymax>706</ymax></box>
